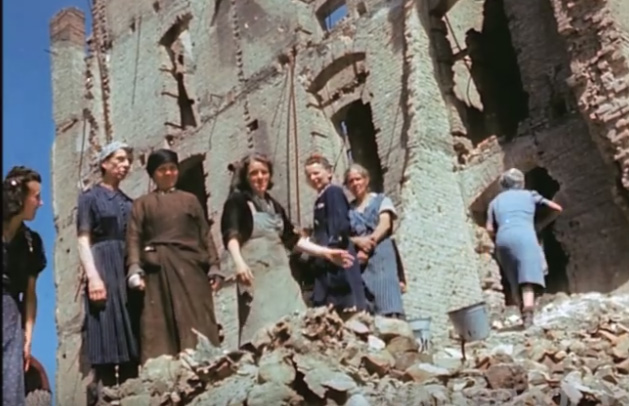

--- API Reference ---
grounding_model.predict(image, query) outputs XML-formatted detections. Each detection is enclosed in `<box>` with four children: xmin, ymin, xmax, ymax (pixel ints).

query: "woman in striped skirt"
<box><xmin>76</xmin><ymin>141</ymin><xmax>139</xmax><ymax>396</ymax></box>
<box><xmin>345</xmin><ymin>164</ymin><xmax>406</xmax><ymax>319</ymax></box>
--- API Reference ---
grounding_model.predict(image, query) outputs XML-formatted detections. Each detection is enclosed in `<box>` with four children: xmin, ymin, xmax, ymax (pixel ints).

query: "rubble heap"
<box><xmin>106</xmin><ymin>293</ymin><xmax>629</xmax><ymax>406</ymax></box>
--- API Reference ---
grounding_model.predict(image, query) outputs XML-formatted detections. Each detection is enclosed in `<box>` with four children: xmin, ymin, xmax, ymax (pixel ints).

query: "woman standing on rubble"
<box><xmin>2</xmin><ymin>166</ymin><xmax>47</xmax><ymax>406</ymax></box>
<box><xmin>344</xmin><ymin>164</ymin><xmax>406</xmax><ymax>319</ymax></box>
<box><xmin>221</xmin><ymin>153</ymin><xmax>355</xmax><ymax>347</ymax></box>
<box><xmin>76</xmin><ymin>142</ymin><xmax>139</xmax><ymax>395</ymax></box>
<box><xmin>486</xmin><ymin>168</ymin><xmax>563</xmax><ymax>328</ymax></box>
<box><xmin>126</xmin><ymin>149</ymin><xmax>226</xmax><ymax>362</ymax></box>
<box><xmin>304</xmin><ymin>154</ymin><xmax>372</xmax><ymax>313</ymax></box>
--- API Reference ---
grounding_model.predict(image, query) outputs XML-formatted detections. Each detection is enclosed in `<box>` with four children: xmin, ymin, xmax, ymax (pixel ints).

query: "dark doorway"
<box><xmin>333</xmin><ymin>101</ymin><xmax>385</xmax><ymax>192</ymax></box>
<box><xmin>464</xmin><ymin>0</ymin><xmax>529</xmax><ymax>140</ymax></box>
<box><xmin>525</xmin><ymin>167</ymin><xmax>569</xmax><ymax>293</ymax></box>
<box><xmin>177</xmin><ymin>154</ymin><xmax>210</xmax><ymax>222</ymax></box>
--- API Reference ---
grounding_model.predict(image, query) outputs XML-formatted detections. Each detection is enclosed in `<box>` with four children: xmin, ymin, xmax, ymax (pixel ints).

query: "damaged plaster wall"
<box><xmin>49</xmin><ymin>0</ymin><xmax>629</xmax><ymax>404</ymax></box>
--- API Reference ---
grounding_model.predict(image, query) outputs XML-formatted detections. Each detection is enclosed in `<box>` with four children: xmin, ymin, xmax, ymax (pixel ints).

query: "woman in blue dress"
<box><xmin>303</xmin><ymin>154</ymin><xmax>371</xmax><ymax>312</ymax></box>
<box><xmin>76</xmin><ymin>141</ymin><xmax>139</xmax><ymax>393</ymax></box>
<box><xmin>486</xmin><ymin>168</ymin><xmax>563</xmax><ymax>328</ymax></box>
<box><xmin>3</xmin><ymin>166</ymin><xmax>47</xmax><ymax>406</ymax></box>
<box><xmin>345</xmin><ymin>164</ymin><xmax>406</xmax><ymax>318</ymax></box>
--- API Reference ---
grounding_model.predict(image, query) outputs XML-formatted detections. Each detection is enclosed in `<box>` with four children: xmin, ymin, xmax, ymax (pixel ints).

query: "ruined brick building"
<box><xmin>49</xmin><ymin>0</ymin><xmax>629</xmax><ymax>403</ymax></box>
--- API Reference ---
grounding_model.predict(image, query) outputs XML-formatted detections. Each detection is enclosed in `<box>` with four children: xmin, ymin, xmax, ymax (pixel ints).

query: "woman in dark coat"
<box><xmin>221</xmin><ymin>153</ymin><xmax>355</xmax><ymax>346</ymax></box>
<box><xmin>303</xmin><ymin>154</ymin><xmax>371</xmax><ymax>312</ymax></box>
<box><xmin>3</xmin><ymin>166</ymin><xmax>47</xmax><ymax>406</ymax></box>
<box><xmin>76</xmin><ymin>141</ymin><xmax>139</xmax><ymax>389</ymax></box>
<box><xmin>126</xmin><ymin>149</ymin><xmax>225</xmax><ymax>363</ymax></box>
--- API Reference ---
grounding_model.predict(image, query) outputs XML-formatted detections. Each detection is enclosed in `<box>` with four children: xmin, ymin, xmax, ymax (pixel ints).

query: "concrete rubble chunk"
<box><xmin>100</xmin><ymin>294</ymin><xmax>629</xmax><ymax>406</ymax></box>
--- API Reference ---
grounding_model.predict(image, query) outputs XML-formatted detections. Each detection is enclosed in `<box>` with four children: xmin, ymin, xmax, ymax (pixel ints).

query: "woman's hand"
<box><xmin>87</xmin><ymin>275</ymin><xmax>107</xmax><ymax>303</ymax></box>
<box><xmin>209</xmin><ymin>276</ymin><xmax>224</xmax><ymax>291</ymax></box>
<box><xmin>357</xmin><ymin>250</ymin><xmax>369</xmax><ymax>265</ymax></box>
<box><xmin>128</xmin><ymin>274</ymin><xmax>146</xmax><ymax>291</ymax></box>
<box><xmin>353</xmin><ymin>236</ymin><xmax>375</xmax><ymax>253</ymax></box>
<box><xmin>325</xmin><ymin>249</ymin><xmax>355</xmax><ymax>268</ymax></box>
<box><xmin>235</xmin><ymin>261</ymin><xmax>254</xmax><ymax>286</ymax></box>
<box><xmin>400</xmin><ymin>282</ymin><xmax>407</xmax><ymax>294</ymax></box>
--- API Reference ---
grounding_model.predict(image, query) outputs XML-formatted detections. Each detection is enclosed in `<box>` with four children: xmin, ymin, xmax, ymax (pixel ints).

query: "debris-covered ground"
<box><xmin>105</xmin><ymin>293</ymin><xmax>629</xmax><ymax>406</ymax></box>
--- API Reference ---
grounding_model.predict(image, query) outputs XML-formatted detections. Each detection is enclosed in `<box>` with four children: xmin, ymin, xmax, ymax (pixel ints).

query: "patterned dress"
<box><xmin>349</xmin><ymin>193</ymin><xmax>405</xmax><ymax>317</ymax></box>
<box><xmin>311</xmin><ymin>185</ymin><xmax>371</xmax><ymax>311</ymax></box>
<box><xmin>2</xmin><ymin>225</ymin><xmax>46</xmax><ymax>406</ymax></box>
<box><xmin>77</xmin><ymin>184</ymin><xmax>138</xmax><ymax>366</ymax></box>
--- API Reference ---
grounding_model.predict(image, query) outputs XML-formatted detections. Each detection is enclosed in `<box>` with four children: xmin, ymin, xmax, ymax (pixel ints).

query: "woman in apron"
<box><xmin>221</xmin><ymin>153</ymin><xmax>355</xmax><ymax>346</ymax></box>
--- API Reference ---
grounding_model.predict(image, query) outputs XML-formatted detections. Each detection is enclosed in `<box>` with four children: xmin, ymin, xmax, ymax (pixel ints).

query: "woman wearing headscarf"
<box><xmin>3</xmin><ymin>166</ymin><xmax>47</xmax><ymax>406</ymax></box>
<box><xmin>486</xmin><ymin>168</ymin><xmax>563</xmax><ymax>328</ymax></box>
<box><xmin>126</xmin><ymin>149</ymin><xmax>225</xmax><ymax>362</ymax></box>
<box><xmin>221</xmin><ymin>153</ymin><xmax>355</xmax><ymax>347</ymax></box>
<box><xmin>76</xmin><ymin>141</ymin><xmax>139</xmax><ymax>391</ymax></box>
<box><xmin>344</xmin><ymin>163</ymin><xmax>406</xmax><ymax>319</ymax></box>
<box><xmin>303</xmin><ymin>154</ymin><xmax>372</xmax><ymax>313</ymax></box>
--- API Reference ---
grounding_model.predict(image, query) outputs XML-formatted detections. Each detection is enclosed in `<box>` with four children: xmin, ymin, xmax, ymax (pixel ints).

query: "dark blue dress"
<box><xmin>310</xmin><ymin>185</ymin><xmax>370</xmax><ymax>311</ymax></box>
<box><xmin>77</xmin><ymin>184</ymin><xmax>138</xmax><ymax>366</ymax></box>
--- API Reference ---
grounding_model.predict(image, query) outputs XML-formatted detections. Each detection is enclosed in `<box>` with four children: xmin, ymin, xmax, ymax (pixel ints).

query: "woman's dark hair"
<box><xmin>3</xmin><ymin>166</ymin><xmax>42</xmax><ymax>222</ymax></box>
<box><xmin>304</xmin><ymin>153</ymin><xmax>332</xmax><ymax>171</ymax></box>
<box><xmin>230</xmin><ymin>153</ymin><xmax>275</xmax><ymax>194</ymax></box>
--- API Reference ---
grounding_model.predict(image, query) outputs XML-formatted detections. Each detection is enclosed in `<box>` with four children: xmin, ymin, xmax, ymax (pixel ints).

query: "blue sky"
<box><xmin>3</xmin><ymin>0</ymin><xmax>91</xmax><ymax>400</ymax></box>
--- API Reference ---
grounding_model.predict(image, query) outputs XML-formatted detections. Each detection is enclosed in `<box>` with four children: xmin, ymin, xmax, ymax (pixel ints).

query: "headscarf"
<box><xmin>146</xmin><ymin>149</ymin><xmax>179</xmax><ymax>177</ymax></box>
<box><xmin>98</xmin><ymin>141</ymin><xmax>133</xmax><ymax>164</ymax></box>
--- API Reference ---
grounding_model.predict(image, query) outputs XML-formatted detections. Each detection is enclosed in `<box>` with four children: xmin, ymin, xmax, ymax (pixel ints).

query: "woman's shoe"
<box><xmin>521</xmin><ymin>308</ymin><xmax>535</xmax><ymax>329</ymax></box>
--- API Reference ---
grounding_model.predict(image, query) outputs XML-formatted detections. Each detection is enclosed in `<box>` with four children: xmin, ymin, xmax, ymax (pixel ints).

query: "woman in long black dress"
<box><xmin>76</xmin><ymin>141</ymin><xmax>139</xmax><ymax>390</ymax></box>
<box><xmin>303</xmin><ymin>154</ymin><xmax>371</xmax><ymax>312</ymax></box>
<box><xmin>3</xmin><ymin>166</ymin><xmax>47</xmax><ymax>406</ymax></box>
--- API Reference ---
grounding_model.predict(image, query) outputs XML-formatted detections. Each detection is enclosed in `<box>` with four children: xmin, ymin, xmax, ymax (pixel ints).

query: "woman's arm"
<box><xmin>192</xmin><ymin>198</ymin><xmax>226</xmax><ymax>279</ymax></box>
<box><xmin>532</xmin><ymin>191</ymin><xmax>563</xmax><ymax>232</ymax></box>
<box><xmin>485</xmin><ymin>200</ymin><xmax>496</xmax><ymax>238</ymax></box>
<box><xmin>324</xmin><ymin>186</ymin><xmax>352</xmax><ymax>247</ymax></box>
<box><xmin>23</xmin><ymin>231</ymin><xmax>46</xmax><ymax>369</ymax></box>
<box><xmin>126</xmin><ymin>200</ymin><xmax>144</xmax><ymax>270</ymax></box>
<box><xmin>226</xmin><ymin>238</ymin><xmax>247</xmax><ymax>268</ymax></box>
<box><xmin>76</xmin><ymin>193</ymin><xmax>101</xmax><ymax>282</ymax></box>
<box><xmin>23</xmin><ymin>275</ymin><xmax>37</xmax><ymax>348</ymax></box>
<box><xmin>370</xmin><ymin>212</ymin><xmax>393</xmax><ymax>244</ymax></box>
<box><xmin>370</xmin><ymin>196</ymin><xmax>397</xmax><ymax>244</ymax></box>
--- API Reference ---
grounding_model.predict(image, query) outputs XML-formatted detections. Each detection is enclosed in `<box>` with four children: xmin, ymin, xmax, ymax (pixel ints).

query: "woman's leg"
<box><xmin>520</xmin><ymin>284</ymin><xmax>535</xmax><ymax>328</ymax></box>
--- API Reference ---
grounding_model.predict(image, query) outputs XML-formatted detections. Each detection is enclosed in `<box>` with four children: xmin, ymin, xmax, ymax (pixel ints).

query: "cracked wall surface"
<box><xmin>50</xmin><ymin>0</ymin><xmax>629</xmax><ymax>403</ymax></box>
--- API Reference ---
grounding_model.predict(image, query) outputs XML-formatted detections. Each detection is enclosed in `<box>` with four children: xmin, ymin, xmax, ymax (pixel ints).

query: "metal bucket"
<box><xmin>447</xmin><ymin>302</ymin><xmax>490</xmax><ymax>342</ymax></box>
<box><xmin>408</xmin><ymin>317</ymin><xmax>432</xmax><ymax>352</ymax></box>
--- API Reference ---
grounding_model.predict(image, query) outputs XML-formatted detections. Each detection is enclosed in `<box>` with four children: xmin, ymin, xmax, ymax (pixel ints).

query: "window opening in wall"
<box><xmin>463</xmin><ymin>0</ymin><xmax>528</xmax><ymax>139</ymax></box>
<box><xmin>176</xmin><ymin>155</ymin><xmax>210</xmax><ymax>221</ymax></box>
<box><xmin>333</xmin><ymin>101</ymin><xmax>384</xmax><ymax>192</ymax></box>
<box><xmin>160</xmin><ymin>17</ymin><xmax>197</xmax><ymax>130</ymax></box>
<box><xmin>525</xmin><ymin>167</ymin><xmax>569</xmax><ymax>294</ymax></box>
<box><xmin>317</xmin><ymin>0</ymin><xmax>348</xmax><ymax>31</ymax></box>
<box><xmin>356</xmin><ymin>2</ymin><xmax>367</xmax><ymax>17</ymax></box>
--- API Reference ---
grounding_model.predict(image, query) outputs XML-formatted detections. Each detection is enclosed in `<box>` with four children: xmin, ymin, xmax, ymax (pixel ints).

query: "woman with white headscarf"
<box><xmin>486</xmin><ymin>168</ymin><xmax>563</xmax><ymax>328</ymax></box>
<box><xmin>76</xmin><ymin>141</ymin><xmax>139</xmax><ymax>395</ymax></box>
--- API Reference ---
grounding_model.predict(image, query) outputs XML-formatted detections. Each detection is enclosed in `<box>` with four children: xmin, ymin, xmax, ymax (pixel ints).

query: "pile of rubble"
<box><xmin>106</xmin><ymin>293</ymin><xmax>629</xmax><ymax>406</ymax></box>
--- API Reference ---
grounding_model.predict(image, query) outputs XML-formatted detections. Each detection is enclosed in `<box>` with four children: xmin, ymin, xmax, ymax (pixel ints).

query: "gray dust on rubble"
<box><xmin>99</xmin><ymin>293</ymin><xmax>629</xmax><ymax>406</ymax></box>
